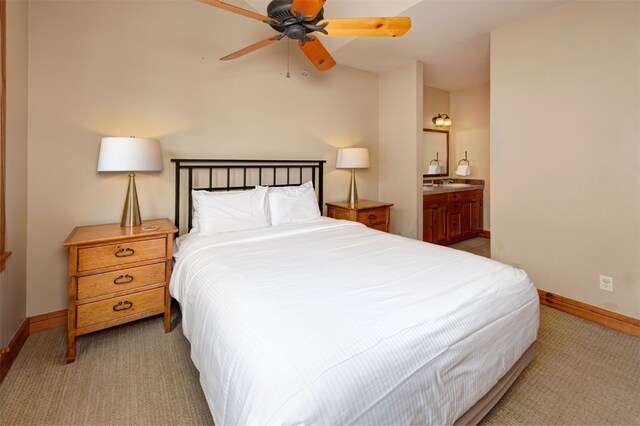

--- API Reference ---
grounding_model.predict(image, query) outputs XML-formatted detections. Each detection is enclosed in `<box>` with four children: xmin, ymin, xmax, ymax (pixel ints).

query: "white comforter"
<box><xmin>171</xmin><ymin>218</ymin><xmax>539</xmax><ymax>425</ymax></box>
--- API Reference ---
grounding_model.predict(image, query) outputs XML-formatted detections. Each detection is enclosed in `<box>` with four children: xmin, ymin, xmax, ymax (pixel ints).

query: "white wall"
<box><xmin>378</xmin><ymin>61</ymin><xmax>423</xmax><ymax>239</ymax></box>
<box><xmin>491</xmin><ymin>0</ymin><xmax>639</xmax><ymax>317</ymax></box>
<box><xmin>450</xmin><ymin>84</ymin><xmax>490</xmax><ymax>230</ymax></box>
<box><xmin>2</xmin><ymin>0</ymin><xmax>29</xmax><ymax>345</ymax></box>
<box><xmin>26</xmin><ymin>0</ymin><xmax>380</xmax><ymax>316</ymax></box>
<box><xmin>423</xmin><ymin>86</ymin><xmax>450</xmax><ymax>130</ymax></box>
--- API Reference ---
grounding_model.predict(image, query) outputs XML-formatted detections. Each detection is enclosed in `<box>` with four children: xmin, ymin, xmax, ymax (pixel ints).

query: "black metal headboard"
<box><xmin>172</xmin><ymin>159</ymin><xmax>326</xmax><ymax>234</ymax></box>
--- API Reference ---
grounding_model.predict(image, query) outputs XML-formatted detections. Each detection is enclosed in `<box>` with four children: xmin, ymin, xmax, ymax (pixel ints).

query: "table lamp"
<box><xmin>336</xmin><ymin>147</ymin><xmax>370</xmax><ymax>206</ymax></box>
<box><xmin>97</xmin><ymin>137</ymin><xmax>163</xmax><ymax>227</ymax></box>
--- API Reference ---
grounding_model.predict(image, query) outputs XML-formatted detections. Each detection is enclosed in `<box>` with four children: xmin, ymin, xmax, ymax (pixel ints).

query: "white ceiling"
<box><xmin>241</xmin><ymin>0</ymin><xmax>566</xmax><ymax>91</ymax></box>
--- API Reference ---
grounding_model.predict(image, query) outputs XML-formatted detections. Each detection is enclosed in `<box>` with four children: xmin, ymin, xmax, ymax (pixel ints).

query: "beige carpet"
<box><xmin>0</xmin><ymin>314</ymin><xmax>214</xmax><ymax>425</ymax></box>
<box><xmin>1</xmin><ymin>306</ymin><xmax>638</xmax><ymax>425</ymax></box>
<box><xmin>480</xmin><ymin>306</ymin><xmax>639</xmax><ymax>425</ymax></box>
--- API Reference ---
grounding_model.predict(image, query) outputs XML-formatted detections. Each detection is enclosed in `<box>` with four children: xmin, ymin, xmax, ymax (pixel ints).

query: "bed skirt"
<box><xmin>455</xmin><ymin>344</ymin><xmax>536</xmax><ymax>425</ymax></box>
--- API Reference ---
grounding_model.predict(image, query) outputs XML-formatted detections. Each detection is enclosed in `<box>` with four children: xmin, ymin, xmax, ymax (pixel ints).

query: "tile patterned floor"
<box><xmin>448</xmin><ymin>236</ymin><xmax>491</xmax><ymax>258</ymax></box>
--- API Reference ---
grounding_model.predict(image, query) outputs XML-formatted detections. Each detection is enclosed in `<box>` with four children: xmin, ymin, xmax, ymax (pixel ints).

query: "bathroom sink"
<box><xmin>439</xmin><ymin>183</ymin><xmax>473</xmax><ymax>188</ymax></box>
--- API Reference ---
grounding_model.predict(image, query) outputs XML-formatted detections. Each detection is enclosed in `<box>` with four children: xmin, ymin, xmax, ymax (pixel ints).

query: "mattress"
<box><xmin>170</xmin><ymin>218</ymin><xmax>539</xmax><ymax>425</ymax></box>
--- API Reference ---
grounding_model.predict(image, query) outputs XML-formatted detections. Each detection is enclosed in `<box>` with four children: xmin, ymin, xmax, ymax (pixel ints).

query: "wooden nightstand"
<box><xmin>63</xmin><ymin>218</ymin><xmax>177</xmax><ymax>363</ymax></box>
<box><xmin>326</xmin><ymin>200</ymin><xmax>394</xmax><ymax>232</ymax></box>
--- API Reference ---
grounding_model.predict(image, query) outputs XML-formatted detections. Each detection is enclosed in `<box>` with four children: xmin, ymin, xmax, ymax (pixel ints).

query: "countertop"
<box><xmin>422</xmin><ymin>184</ymin><xmax>484</xmax><ymax>195</ymax></box>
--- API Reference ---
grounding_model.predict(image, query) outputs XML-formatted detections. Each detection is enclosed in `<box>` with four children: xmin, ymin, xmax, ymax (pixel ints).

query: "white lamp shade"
<box><xmin>336</xmin><ymin>148</ymin><xmax>370</xmax><ymax>169</ymax></box>
<box><xmin>97</xmin><ymin>137</ymin><xmax>163</xmax><ymax>172</ymax></box>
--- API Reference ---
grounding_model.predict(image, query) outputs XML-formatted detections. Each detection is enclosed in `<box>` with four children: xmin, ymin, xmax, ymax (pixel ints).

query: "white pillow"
<box><xmin>191</xmin><ymin>190</ymin><xmax>247</xmax><ymax>233</ymax></box>
<box><xmin>192</xmin><ymin>187</ymin><xmax>270</xmax><ymax>234</ymax></box>
<box><xmin>268</xmin><ymin>181</ymin><xmax>321</xmax><ymax>226</ymax></box>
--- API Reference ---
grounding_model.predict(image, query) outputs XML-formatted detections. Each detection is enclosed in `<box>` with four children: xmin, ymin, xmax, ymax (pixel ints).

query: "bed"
<box><xmin>169</xmin><ymin>159</ymin><xmax>539</xmax><ymax>425</ymax></box>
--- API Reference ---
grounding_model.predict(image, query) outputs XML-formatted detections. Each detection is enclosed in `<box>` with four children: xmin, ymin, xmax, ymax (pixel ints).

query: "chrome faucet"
<box><xmin>441</xmin><ymin>179</ymin><xmax>454</xmax><ymax>185</ymax></box>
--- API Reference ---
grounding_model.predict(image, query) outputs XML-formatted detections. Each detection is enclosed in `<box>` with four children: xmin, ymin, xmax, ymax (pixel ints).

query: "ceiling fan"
<box><xmin>197</xmin><ymin>0</ymin><xmax>412</xmax><ymax>72</ymax></box>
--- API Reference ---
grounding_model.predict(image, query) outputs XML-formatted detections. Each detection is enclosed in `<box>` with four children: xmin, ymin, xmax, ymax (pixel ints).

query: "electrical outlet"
<box><xmin>599</xmin><ymin>275</ymin><xmax>613</xmax><ymax>292</ymax></box>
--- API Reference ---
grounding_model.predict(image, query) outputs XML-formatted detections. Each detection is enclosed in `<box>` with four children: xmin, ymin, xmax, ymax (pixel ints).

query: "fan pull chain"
<box><xmin>286</xmin><ymin>40</ymin><xmax>291</xmax><ymax>79</ymax></box>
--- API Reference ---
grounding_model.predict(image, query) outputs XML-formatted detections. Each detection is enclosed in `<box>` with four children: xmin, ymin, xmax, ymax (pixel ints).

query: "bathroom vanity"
<box><xmin>423</xmin><ymin>181</ymin><xmax>484</xmax><ymax>245</ymax></box>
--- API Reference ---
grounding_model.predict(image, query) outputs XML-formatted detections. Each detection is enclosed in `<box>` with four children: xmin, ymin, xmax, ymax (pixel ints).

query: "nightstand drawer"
<box><xmin>77</xmin><ymin>263</ymin><xmax>166</xmax><ymax>300</ymax></box>
<box><xmin>357</xmin><ymin>208</ymin><xmax>387</xmax><ymax>226</ymax></box>
<box><xmin>327</xmin><ymin>207</ymin><xmax>353</xmax><ymax>221</ymax></box>
<box><xmin>326</xmin><ymin>200</ymin><xmax>393</xmax><ymax>233</ymax></box>
<box><xmin>76</xmin><ymin>287</ymin><xmax>165</xmax><ymax>329</ymax></box>
<box><xmin>370</xmin><ymin>223</ymin><xmax>388</xmax><ymax>232</ymax></box>
<box><xmin>78</xmin><ymin>237</ymin><xmax>166</xmax><ymax>272</ymax></box>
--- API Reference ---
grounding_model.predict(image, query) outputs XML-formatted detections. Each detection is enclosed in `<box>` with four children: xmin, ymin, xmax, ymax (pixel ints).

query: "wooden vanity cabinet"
<box><xmin>423</xmin><ymin>189</ymin><xmax>483</xmax><ymax>245</ymax></box>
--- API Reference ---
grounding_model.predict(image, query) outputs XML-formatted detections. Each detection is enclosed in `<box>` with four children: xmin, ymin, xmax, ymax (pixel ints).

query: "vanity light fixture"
<box><xmin>432</xmin><ymin>114</ymin><xmax>452</xmax><ymax>128</ymax></box>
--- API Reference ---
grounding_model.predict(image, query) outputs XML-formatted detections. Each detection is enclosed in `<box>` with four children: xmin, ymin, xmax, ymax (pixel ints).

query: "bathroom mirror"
<box><xmin>423</xmin><ymin>129</ymin><xmax>449</xmax><ymax>177</ymax></box>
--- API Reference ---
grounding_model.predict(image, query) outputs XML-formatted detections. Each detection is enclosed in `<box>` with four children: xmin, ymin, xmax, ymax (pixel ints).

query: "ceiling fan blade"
<box><xmin>319</xmin><ymin>17</ymin><xmax>412</xmax><ymax>37</ymax></box>
<box><xmin>221</xmin><ymin>37</ymin><xmax>279</xmax><ymax>61</ymax></box>
<box><xmin>298</xmin><ymin>36</ymin><xmax>336</xmax><ymax>72</ymax></box>
<box><xmin>197</xmin><ymin>0</ymin><xmax>276</xmax><ymax>24</ymax></box>
<box><xmin>291</xmin><ymin>0</ymin><xmax>326</xmax><ymax>20</ymax></box>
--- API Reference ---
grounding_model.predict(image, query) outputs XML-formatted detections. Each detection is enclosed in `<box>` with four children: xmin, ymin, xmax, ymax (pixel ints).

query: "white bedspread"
<box><xmin>171</xmin><ymin>218</ymin><xmax>539</xmax><ymax>425</ymax></box>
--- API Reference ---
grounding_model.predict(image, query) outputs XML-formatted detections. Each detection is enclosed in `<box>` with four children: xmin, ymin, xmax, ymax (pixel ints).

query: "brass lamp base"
<box><xmin>121</xmin><ymin>172</ymin><xmax>142</xmax><ymax>227</ymax></box>
<box><xmin>347</xmin><ymin>168</ymin><xmax>359</xmax><ymax>206</ymax></box>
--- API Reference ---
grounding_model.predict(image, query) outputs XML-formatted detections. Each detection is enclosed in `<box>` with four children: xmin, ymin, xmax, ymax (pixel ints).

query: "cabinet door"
<box><xmin>461</xmin><ymin>192</ymin><xmax>483</xmax><ymax>236</ymax></box>
<box><xmin>471</xmin><ymin>198</ymin><xmax>483</xmax><ymax>233</ymax></box>
<box><xmin>424</xmin><ymin>203</ymin><xmax>446</xmax><ymax>244</ymax></box>
<box><xmin>423</xmin><ymin>209</ymin><xmax>436</xmax><ymax>243</ymax></box>
<box><xmin>462</xmin><ymin>200</ymin><xmax>473</xmax><ymax>236</ymax></box>
<box><xmin>434</xmin><ymin>205</ymin><xmax>447</xmax><ymax>243</ymax></box>
<box><xmin>447</xmin><ymin>212</ymin><xmax>463</xmax><ymax>241</ymax></box>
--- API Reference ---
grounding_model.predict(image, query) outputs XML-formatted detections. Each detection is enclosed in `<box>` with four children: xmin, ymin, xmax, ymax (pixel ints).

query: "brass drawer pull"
<box><xmin>113</xmin><ymin>301</ymin><xmax>133</xmax><ymax>312</ymax></box>
<box><xmin>113</xmin><ymin>274</ymin><xmax>134</xmax><ymax>285</ymax></box>
<box><xmin>115</xmin><ymin>248</ymin><xmax>135</xmax><ymax>258</ymax></box>
<box><xmin>368</xmin><ymin>214</ymin><xmax>377</xmax><ymax>220</ymax></box>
